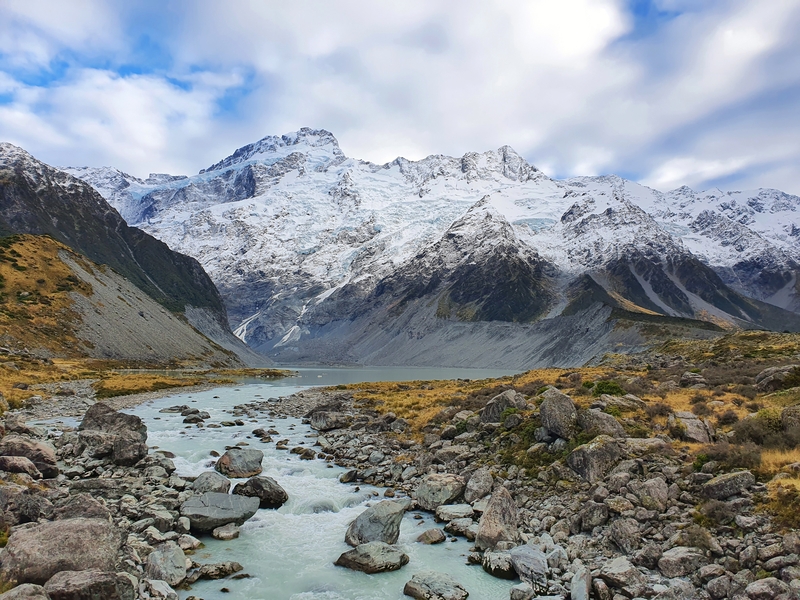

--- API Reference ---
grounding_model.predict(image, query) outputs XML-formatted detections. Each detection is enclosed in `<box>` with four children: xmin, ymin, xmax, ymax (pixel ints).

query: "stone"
<box><xmin>79</xmin><ymin>403</ymin><xmax>147</xmax><ymax>441</ymax></box>
<box><xmin>53</xmin><ymin>493</ymin><xmax>111</xmax><ymax>521</ymax></box>
<box><xmin>707</xmin><ymin>575</ymin><xmax>731</xmax><ymax>600</ymax></box>
<box><xmin>668</xmin><ymin>411</ymin><xmax>712</xmax><ymax>443</ymax></box>
<box><xmin>417</xmin><ymin>528</ymin><xmax>446</xmax><ymax>544</ymax></box>
<box><xmin>0</xmin><ymin>584</ymin><xmax>50</xmax><ymax>599</ymax></box>
<box><xmin>138</xmin><ymin>579</ymin><xmax>178</xmax><ymax>600</ymax></box>
<box><xmin>444</xmin><ymin>517</ymin><xmax>474</xmax><ymax>537</ymax></box>
<box><xmin>608</xmin><ymin>518</ymin><xmax>640</xmax><ymax>553</ymax></box>
<box><xmin>539</xmin><ymin>388</ymin><xmax>578</xmax><ymax>439</ymax></box>
<box><xmin>0</xmin><ymin>518</ymin><xmax>122</xmax><ymax>585</ymax></box>
<box><xmin>577</xmin><ymin>501</ymin><xmax>609</xmax><ymax>531</ymax></box>
<box><xmin>403</xmin><ymin>571</ymin><xmax>469</xmax><ymax>600</ymax></box>
<box><xmin>345</xmin><ymin>500</ymin><xmax>406</xmax><ymax>546</ymax></box>
<box><xmin>658</xmin><ymin>547</ymin><xmax>707</xmax><ymax>578</ymax></box>
<box><xmin>577</xmin><ymin>409</ymin><xmax>625</xmax><ymax>438</ymax></box>
<box><xmin>630</xmin><ymin>477</ymin><xmax>669</xmax><ymax>512</ymax></box>
<box><xmin>435</xmin><ymin>504</ymin><xmax>474</xmax><ymax>522</ymax></box>
<box><xmin>482</xmin><ymin>550</ymin><xmax>515</xmax><ymax>579</ymax></box>
<box><xmin>145</xmin><ymin>541</ymin><xmax>187</xmax><ymax>587</ymax></box>
<box><xmin>334</xmin><ymin>541</ymin><xmax>409</xmax><ymax>574</ymax></box>
<box><xmin>212</xmin><ymin>523</ymin><xmax>240</xmax><ymax>540</ymax></box>
<box><xmin>0</xmin><ymin>436</ymin><xmax>58</xmax><ymax>478</ymax></box>
<box><xmin>509</xmin><ymin>583</ymin><xmax>535</xmax><ymax>600</ymax></box>
<box><xmin>599</xmin><ymin>557</ymin><xmax>647</xmax><ymax>596</ymax></box>
<box><xmin>191</xmin><ymin>471</ymin><xmax>231</xmax><ymax>494</ymax></box>
<box><xmin>566</xmin><ymin>435</ymin><xmax>623</xmax><ymax>483</ymax></box>
<box><xmin>464</xmin><ymin>467</ymin><xmax>493</xmax><ymax>503</ymax></box>
<box><xmin>509</xmin><ymin>545</ymin><xmax>548</xmax><ymax>588</ymax></box>
<box><xmin>180</xmin><ymin>492</ymin><xmax>259</xmax><ymax>532</ymax></box>
<box><xmin>745</xmin><ymin>577</ymin><xmax>791</xmax><ymax>599</ymax></box>
<box><xmin>232</xmin><ymin>476</ymin><xmax>288</xmax><ymax>509</ymax></box>
<box><xmin>184</xmin><ymin>561</ymin><xmax>243</xmax><ymax>584</ymax></box>
<box><xmin>756</xmin><ymin>365</ymin><xmax>799</xmax><ymax>393</ymax></box>
<box><xmin>214</xmin><ymin>448</ymin><xmax>264</xmax><ymax>478</ymax></box>
<box><xmin>112</xmin><ymin>431</ymin><xmax>148</xmax><ymax>466</ymax></box>
<box><xmin>43</xmin><ymin>570</ymin><xmax>135</xmax><ymax>600</ymax></box>
<box><xmin>571</xmin><ymin>563</ymin><xmax>592</xmax><ymax>600</ymax></box>
<box><xmin>416</xmin><ymin>473</ymin><xmax>465</xmax><ymax>510</ymax></box>
<box><xmin>680</xmin><ymin>371</ymin><xmax>708</xmax><ymax>387</ymax></box>
<box><xmin>481</xmin><ymin>390</ymin><xmax>522</xmax><ymax>423</ymax></box>
<box><xmin>703</xmin><ymin>470</ymin><xmax>755</xmax><ymax>499</ymax></box>
<box><xmin>475</xmin><ymin>487</ymin><xmax>518</xmax><ymax>551</ymax></box>
<box><xmin>0</xmin><ymin>456</ymin><xmax>41</xmax><ymax>479</ymax></box>
<box><xmin>309</xmin><ymin>411</ymin><xmax>351</xmax><ymax>431</ymax></box>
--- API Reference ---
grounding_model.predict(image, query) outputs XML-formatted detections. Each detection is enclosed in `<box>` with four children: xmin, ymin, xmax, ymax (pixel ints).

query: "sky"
<box><xmin>0</xmin><ymin>0</ymin><xmax>799</xmax><ymax>195</ymax></box>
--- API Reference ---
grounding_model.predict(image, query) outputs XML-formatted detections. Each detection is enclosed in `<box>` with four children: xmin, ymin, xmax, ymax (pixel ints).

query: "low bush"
<box><xmin>702</xmin><ymin>441</ymin><xmax>762</xmax><ymax>470</ymax></box>
<box><xmin>699</xmin><ymin>499</ymin><xmax>737</xmax><ymax>526</ymax></box>
<box><xmin>765</xmin><ymin>484</ymin><xmax>800</xmax><ymax>529</ymax></box>
<box><xmin>645</xmin><ymin>403</ymin><xmax>672</xmax><ymax>419</ymax></box>
<box><xmin>593</xmin><ymin>380</ymin><xmax>625</xmax><ymax>397</ymax></box>
<box><xmin>716</xmin><ymin>410</ymin><xmax>739</xmax><ymax>426</ymax></box>
<box><xmin>692</xmin><ymin>403</ymin><xmax>713</xmax><ymax>417</ymax></box>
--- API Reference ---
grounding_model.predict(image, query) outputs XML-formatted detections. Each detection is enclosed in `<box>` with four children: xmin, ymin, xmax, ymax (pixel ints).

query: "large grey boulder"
<box><xmin>214</xmin><ymin>448</ymin><xmax>264</xmax><ymax>478</ymax></box>
<box><xmin>571</xmin><ymin>563</ymin><xmax>592</xmax><ymax>600</ymax></box>
<box><xmin>475</xmin><ymin>487</ymin><xmax>518</xmax><ymax>551</ymax></box>
<box><xmin>43</xmin><ymin>570</ymin><xmax>135</xmax><ymax>600</ymax></box>
<box><xmin>0</xmin><ymin>584</ymin><xmax>50</xmax><ymax>599</ymax></box>
<box><xmin>191</xmin><ymin>471</ymin><xmax>231</xmax><ymax>494</ymax></box>
<box><xmin>629</xmin><ymin>477</ymin><xmax>669</xmax><ymax>512</ymax></box>
<box><xmin>345</xmin><ymin>500</ymin><xmax>405</xmax><ymax>546</ymax></box>
<box><xmin>599</xmin><ymin>557</ymin><xmax>647</xmax><ymax>597</ymax></box>
<box><xmin>334</xmin><ymin>541</ymin><xmax>409</xmax><ymax>573</ymax></box>
<box><xmin>668</xmin><ymin>411</ymin><xmax>713</xmax><ymax>443</ymax></box>
<box><xmin>145</xmin><ymin>541</ymin><xmax>187</xmax><ymax>587</ymax></box>
<box><xmin>0</xmin><ymin>518</ymin><xmax>122</xmax><ymax>585</ymax></box>
<box><xmin>464</xmin><ymin>467</ymin><xmax>493</xmax><ymax>503</ymax></box>
<box><xmin>0</xmin><ymin>456</ymin><xmax>42</xmax><ymax>479</ymax></box>
<box><xmin>566</xmin><ymin>435</ymin><xmax>623</xmax><ymax>483</ymax></box>
<box><xmin>539</xmin><ymin>388</ymin><xmax>577</xmax><ymax>439</ymax></box>
<box><xmin>79</xmin><ymin>403</ymin><xmax>147</xmax><ymax>441</ymax></box>
<box><xmin>658</xmin><ymin>546</ymin><xmax>707</xmax><ymax>578</ymax></box>
<box><xmin>180</xmin><ymin>492</ymin><xmax>259</xmax><ymax>532</ymax></box>
<box><xmin>756</xmin><ymin>365</ymin><xmax>798</xmax><ymax>392</ymax></box>
<box><xmin>608</xmin><ymin>518</ymin><xmax>640</xmax><ymax>553</ymax></box>
<box><xmin>482</xmin><ymin>550</ymin><xmax>515</xmax><ymax>579</ymax></box>
<box><xmin>310</xmin><ymin>412</ymin><xmax>351</xmax><ymax>431</ymax></box>
<box><xmin>111</xmin><ymin>431</ymin><xmax>148</xmax><ymax>467</ymax></box>
<box><xmin>435</xmin><ymin>504</ymin><xmax>473</xmax><ymax>522</ymax></box>
<box><xmin>52</xmin><ymin>493</ymin><xmax>111</xmax><ymax>522</ymax></box>
<box><xmin>702</xmin><ymin>471</ymin><xmax>755</xmax><ymax>500</ymax></box>
<box><xmin>403</xmin><ymin>571</ymin><xmax>469</xmax><ymax>600</ymax></box>
<box><xmin>416</xmin><ymin>473</ymin><xmax>465</xmax><ymax>511</ymax></box>
<box><xmin>138</xmin><ymin>579</ymin><xmax>178</xmax><ymax>600</ymax></box>
<box><xmin>232</xmin><ymin>476</ymin><xmax>288</xmax><ymax>508</ymax></box>
<box><xmin>509</xmin><ymin>545</ymin><xmax>548</xmax><ymax>588</ymax></box>
<box><xmin>481</xmin><ymin>390</ymin><xmax>523</xmax><ymax>424</ymax></box>
<box><xmin>577</xmin><ymin>409</ymin><xmax>625</xmax><ymax>438</ymax></box>
<box><xmin>745</xmin><ymin>577</ymin><xmax>791</xmax><ymax>599</ymax></box>
<box><xmin>0</xmin><ymin>436</ymin><xmax>58</xmax><ymax>479</ymax></box>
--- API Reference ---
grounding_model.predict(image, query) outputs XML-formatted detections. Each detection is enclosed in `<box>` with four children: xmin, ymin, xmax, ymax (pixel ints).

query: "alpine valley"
<box><xmin>58</xmin><ymin>128</ymin><xmax>800</xmax><ymax>368</ymax></box>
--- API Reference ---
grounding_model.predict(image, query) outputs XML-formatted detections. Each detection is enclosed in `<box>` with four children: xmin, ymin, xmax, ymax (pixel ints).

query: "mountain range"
<box><xmin>45</xmin><ymin>128</ymin><xmax>800</xmax><ymax>367</ymax></box>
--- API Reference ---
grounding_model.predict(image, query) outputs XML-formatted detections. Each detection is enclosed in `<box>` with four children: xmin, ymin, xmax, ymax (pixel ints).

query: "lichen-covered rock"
<box><xmin>744</xmin><ymin>577</ymin><xmax>791</xmax><ymax>599</ymax></box>
<box><xmin>599</xmin><ymin>556</ymin><xmax>647</xmax><ymax>597</ymax></box>
<box><xmin>539</xmin><ymin>388</ymin><xmax>577</xmax><ymax>439</ymax></box>
<box><xmin>416</xmin><ymin>473</ymin><xmax>465</xmax><ymax>511</ymax></box>
<box><xmin>179</xmin><ymin>492</ymin><xmax>259</xmax><ymax>532</ymax></box>
<box><xmin>668</xmin><ymin>411</ymin><xmax>712</xmax><ymax>443</ymax></box>
<box><xmin>577</xmin><ymin>409</ymin><xmax>625</xmax><ymax>438</ymax></box>
<box><xmin>43</xmin><ymin>570</ymin><xmax>135</xmax><ymax>600</ymax></box>
<box><xmin>0</xmin><ymin>584</ymin><xmax>50</xmax><ymax>599</ymax></box>
<box><xmin>475</xmin><ymin>487</ymin><xmax>518</xmax><ymax>551</ymax></box>
<box><xmin>191</xmin><ymin>471</ymin><xmax>231</xmax><ymax>494</ymax></box>
<box><xmin>702</xmin><ymin>471</ymin><xmax>755</xmax><ymax>500</ymax></box>
<box><xmin>481</xmin><ymin>390</ymin><xmax>524</xmax><ymax>424</ymax></box>
<box><xmin>658</xmin><ymin>546</ymin><xmax>707</xmax><ymax>578</ymax></box>
<box><xmin>464</xmin><ymin>467</ymin><xmax>493</xmax><ymax>503</ymax></box>
<box><xmin>435</xmin><ymin>504</ymin><xmax>473</xmax><ymax>522</ymax></box>
<box><xmin>145</xmin><ymin>541</ymin><xmax>187</xmax><ymax>587</ymax></box>
<box><xmin>309</xmin><ymin>411</ymin><xmax>351</xmax><ymax>431</ymax></box>
<box><xmin>509</xmin><ymin>545</ymin><xmax>548</xmax><ymax>588</ymax></box>
<box><xmin>403</xmin><ymin>571</ymin><xmax>469</xmax><ymax>600</ymax></box>
<box><xmin>79</xmin><ymin>402</ymin><xmax>147</xmax><ymax>441</ymax></box>
<box><xmin>566</xmin><ymin>435</ymin><xmax>623</xmax><ymax>483</ymax></box>
<box><xmin>334</xmin><ymin>541</ymin><xmax>409</xmax><ymax>574</ymax></box>
<box><xmin>214</xmin><ymin>448</ymin><xmax>264</xmax><ymax>478</ymax></box>
<box><xmin>344</xmin><ymin>500</ymin><xmax>406</xmax><ymax>546</ymax></box>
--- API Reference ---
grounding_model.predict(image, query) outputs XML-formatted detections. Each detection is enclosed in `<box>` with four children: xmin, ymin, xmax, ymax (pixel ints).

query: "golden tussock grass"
<box><xmin>760</xmin><ymin>448</ymin><xmax>800</xmax><ymax>476</ymax></box>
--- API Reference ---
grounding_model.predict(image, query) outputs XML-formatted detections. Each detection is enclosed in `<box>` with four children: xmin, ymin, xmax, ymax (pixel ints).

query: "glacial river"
<box><xmin>123</xmin><ymin>367</ymin><xmax>517</xmax><ymax>600</ymax></box>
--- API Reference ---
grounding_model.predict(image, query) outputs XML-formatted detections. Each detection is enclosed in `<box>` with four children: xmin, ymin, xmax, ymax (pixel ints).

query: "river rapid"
<box><xmin>97</xmin><ymin>367</ymin><xmax>517</xmax><ymax>600</ymax></box>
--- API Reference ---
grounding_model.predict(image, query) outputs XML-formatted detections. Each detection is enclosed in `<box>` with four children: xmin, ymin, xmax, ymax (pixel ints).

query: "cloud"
<box><xmin>0</xmin><ymin>0</ymin><xmax>798</xmax><ymax>195</ymax></box>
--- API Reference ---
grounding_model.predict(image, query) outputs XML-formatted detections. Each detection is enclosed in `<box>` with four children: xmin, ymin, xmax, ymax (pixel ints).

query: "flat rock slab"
<box><xmin>214</xmin><ymin>448</ymin><xmax>264</xmax><ymax>478</ymax></box>
<box><xmin>43</xmin><ymin>570</ymin><xmax>134</xmax><ymax>600</ymax></box>
<box><xmin>435</xmin><ymin>504</ymin><xmax>474</xmax><ymax>522</ymax></box>
<box><xmin>0</xmin><ymin>584</ymin><xmax>50</xmax><ymax>599</ymax></box>
<box><xmin>702</xmin><ymin>471</ymin><xmax>755</xmax><ymax>500</ymax></box>
<box><xmin>334</xmin><ymin>541</ymin><xmax>409</xmax><ymax>574</ymax></box>
<box><xmin>403</xmin><ymin>570</ymin><xmax>469</xmax><ymax>600</ymax></box>
<box><xmin>180</xmin><ymin>492</ymin><xmax>259</xmax><ymax>532</ymax></box>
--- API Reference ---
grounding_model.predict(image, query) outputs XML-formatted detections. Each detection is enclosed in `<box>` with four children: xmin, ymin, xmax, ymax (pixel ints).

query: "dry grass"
<box><xmin>760</xmin><ymin>448</ymin><xmax>800</xmax><ymax>476</ymax></box>
<box><xmin>93</xmin><ymin>373</ymin><xmax>210</xmax><ymax>399</ymax></box>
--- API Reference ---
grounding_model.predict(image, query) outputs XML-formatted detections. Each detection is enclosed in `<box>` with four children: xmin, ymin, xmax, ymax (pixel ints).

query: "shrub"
<box><xmin>702</xmin><ymin>441</ymin><xmax>761</xmax><ymax>470</ymax></box>
<box><xmin>645</xmin><ymin>403</ymin><xmax>672</xmax><ymax>419</ymax></box>
<box><xmin>692</xmin><ymin>403</ymin><xmax>713</xmax><ymax>417</ymax></box>
<box><xmin>699</xmin><ymin>500</ymin><xmax>736</xmax><ymax>526</ymax></box>
<box><xmin>582</xmin><ymin>381</ymin><xmax>595</xmax><ymax>389</ymax></box>
<box><xmin>690</xmin><ymin>394</ymin><xmax>707</xmax><ymax>405</ymax></box>
<box><xmin>716</xmin><ymin>410</ymin><xmax>739</xmax><ymax>426</ymax></box>
<box><xmin>765</xmin><ymin>484</ymin><xmax>800</xmax><ymax>529</ymax></box>
<box><xmin>593</xmin><ymin>380</ymin><xmax>625</xmax><ymax>397</ymax></box>
<box><xmin>744</xmin><ymin>401</ymin><xmax>762</xmax><ymax>412</ymax></box>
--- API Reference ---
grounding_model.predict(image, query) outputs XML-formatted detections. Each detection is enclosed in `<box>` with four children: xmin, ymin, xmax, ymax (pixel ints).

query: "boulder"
<box><xmin>539</xmin><ymin>388</ymin><xmax>577</xmax><ymax>439</ymax></box>
<box><xmin>668</xmin><ymin>411</ymin><xmax>712</xmax><ymax>443</ymax></box>
<box><xmin>403</xmin><ymin>571</ymin><xmax>469</xmax><ymax>600</ymax></box>
<box><xmin>571</xmin><ymin>563</ymin><xmax>592</xmax><ymax>600</ymax></box>
<box><xmin>629</xmin><ymin>477</ymin><xmax>669</xmax><ymax>512</ymax></box>
<box><xmin>482</xmin><ymin>550</ymin><xmax>515</xmax><ymax>579</ymax></box>
<box><xmin>680</xmin><ymin>371</ymin><xmax>708</xmax><ymax>387</ymax></box>
<box><xmin>191</xmin><ymin>471</ymin><xmax>231</xmax><ymax>494</ymax></box>
<box><xmin>566</xmin><ymin>435</ymin><xmax>623</xmax><ymax>483</ymax></box>
<box><xmin>435</xmin><ymin>504</ymin><xmax>473</xmax><ymax>522</ymax></box>
<box><xmin>232</xmin><ymin>476</ymin><xmax>288</xmax><ymax>509</ymax></box>
<box><xmin>577</xmin><ymin>501</ymin><xmax>609</xmax><ymax>531</ymax></box>
<box><xmin>464</xmin><ymin>467</ymin><xmax>493</xmax><ymax>503</ymax></box>
<box><xmin>334</xmin><ymin>541</ymin><xmax>409</xmax><ymax>573</ymax></box>
<box><xmin>577</xmin><ymin>409</ymin><xmax>625</xmax><ymax>438</ymax></box>
<box><xmin>212</xmin><ymin>523</ymin><xmax>240</xmax><ymax>540</ymax></box>
<box><xmin>744</xmin><ymin>577</ymin><xmax>791</xmax><ymax>599</ymax></box>
<box><xmin>475</xmin><ymin>487</ymin><xmax>518</xmax><ymax>551</ymax></box>
<box><xmin>184</xmin><ymin>561</ymin><xmax>243</xmax><ymax>584</ymax></box>
<box><xmin>180</xmin><ymin>492</ymin><xmax>259</xmax><ymax>532</ymax></box>
<box><xmin>481</xmin><ymin>390</ymin><xmax>523</xmax><ymax>424</ymax></box>
<box><xmin>145</xmin><ymin>542</ymin><xmax>187</xmax><ymax>587</ymax></box>
<box><xmin>214</xmin><ymin>448</ymin><xmax>264</xmax><ymax>478</ymax></box>
<box><xmin>756</xmin><ymin>365</ymin><xmax>798</xmax><ymax>393</ymax></box>
<box><xmin>52</xmin><ymin>493</ymin><xmax>111</xmax><ymax>521</ymax></box>
<box><xmin>608</xmin><ymin>518</ymin><xmax>639</xmax><ymax>553</ymax></box>
<box><xmin>138</xmin><ymin>579</ymin><xmax>178</xmax><ymax>600</ymax></box>
<box><xmin>417</xmin><ymin>528</ymin><xmax>446</xmax><ymax>544</ymax></box>
<box><xmin>0</xmin><ymin>518</ymin><xmax>122</xmax><ymax>585</ymax></box>
<box><xmin>78</xmin><ymin>403</ymin><xmax>147</xmax><ymax>441</ymax></box>
<box><xmin>416</xmin><ymin>473</ymin><xmax>465</xmax><ymax>511</ymax></box>
<box><xmin>43</xmin><ymin>570</ymin><xmax>135</xmax><ymax>600</ymax></box>
<box><xmin>112</xmin><ymin>431</ymin><xmax>148</xmax><ymax>467</ymax></box>
<box><xmin>309</xmin><ymin>412</ymin><xmax>351</xmax><ymax>431</ymax></box>
<box><xmin>509</xmin><ymin>545</ymin><xmax>548</xmax><ymax>588</ymax></box>
<box><xmin>702</xmin><ymin>471</ymin><xmax>755</xmax><ymax>500</ymax></box>
<box><xmin>345</xmin><ymin>499</ymin><xmax>406</xmax><ymax>546</ymax></box>
<box><xmin>782</xmin><ymin>405</ymin><xmax>800</xmax><ymax>430</ymax></box>
<box><xmin>0</xmin><ymin>436</ymin><xmax>58</xmax><ymax>479</ymax></box>
<box><xmin>658</xmin><ymin>546</ymin><xmax>707</xmax><ymax>578</ymax></box>
<box><xmin>0</xmin><ymin>584</ymin><xmax>50</xmax><ymax>599</ymax></box>
<box><xmin>0</xmin><ymin>456</ymin><xmax>42</xmax><ymax>479</ymax></box>
<box><xmin>599</xmin><ymin>557</ymin><xmax>647</xmax><ymax>597</ymax></box>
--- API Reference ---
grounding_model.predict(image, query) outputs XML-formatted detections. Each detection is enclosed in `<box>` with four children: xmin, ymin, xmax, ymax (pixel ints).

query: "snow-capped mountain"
<box><xmin>64</xmin><ymin>128</ymin><xmax>800</xmax><ymax>366</ymax></box>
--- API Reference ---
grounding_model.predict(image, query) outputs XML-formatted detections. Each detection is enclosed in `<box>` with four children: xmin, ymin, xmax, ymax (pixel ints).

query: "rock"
<box><xmin>214</xmin><ymin>448</ymin><xmax>264</xmax><ymax>478</ymax></box>
<box><xmin>417</xmin><ymin>528</ymin><xmax>446</xmax><ymax>544</ymax></box>
<box><xmin>435</xmin><ymin>504</ymin><xmax>473</xmax><ymax>522</ymax></box>
<box><xmin>232</xmin><ymin>476</ymin><xmax>288</xmax><ymax>509</ymax></box>
<box><xmin>212</xmin><ymin>523</ymin><xmax>240</xmax><ymax>540</ymax></box>
<box><xmin>184</xmin><ymin>561</ymin><xmax>243</xmax><ymax>584</ymax></box>
<box><xmin>0</xmin><ymin>584</ymin><xmax>50</xmax><ymax>599</ymax></box>
<box><xmin>608</xmin><ymin>518</ymin><xmax>639</xmax><ymax>553</ymax></box>
<box><xmin>403</xmin><ymin>571</ymin><xmax>469</xmax><ymax>600</ymax></box>
<box><xmin>756</xmin><ymin>365</ymin><xmax>798</xmax><ymax>393</ymax></box>
<box><xmin>475</xmin><ymin>487</ymin><xmax>518</xmax><ymax>551</ymax></box>
<box><xmin>0</xmin><ymin>518</ymin><xmax>122</xmax><ymax>585</ymax></box>
<box><xmin>577</xmin><ymin>501</ymin><xmax>608</xmax><ymax>530</ymax></box>
<box><xmin>539</xmin><ymin>388</ymin><xmax>577</xmax><ymax>439</ymax></box>
<box><xmin>0</xmin><ymin>456</ymin><xmax>41</xmax><ymax>479</ymax></box>
<box><xmin>481</xmin><ymin>390</ymin><xmax>522</xmax><ymax>424</ymax></box>
<box><xmin>53</xmin><ymin>493</ymin><xmax>111</xmax><ymax>521</ymax></box>
<box><xmin>668</xmin><ymin>411</ymin><xmax>712</xmax><ymax>443</ymax></box>
<box><xmin>509</xmin><ymin>545</ymin><xmax>548</xmax><ymax>588</ymax></box>
<box><xmin>482</xmin><ymin>550</ymin><xmax>515</xmax><ymax>579</ymax></box>
<box><xmin>43</xmin><ymin>570</ymin><xmax>135</xmax><ymax>600</ymax></box>
<box><xmin>0</xmin><ymin>436</ymin><xmax>58</xmax><ymax>478</ymax></box>
<box><xmin>145</xmin><ymin>541</ymin><xmax>187</xmax><ymax>587</ymax></box>
<box><xmin>658</xmin><ymin>547</ymin><xmax>707</xmax><ymax>578</ymax></box>
<box><xmin>703</xmin><ymin>470</ymin><xmax>755</xmax><ymax>499</ymax></box>
<box><xmin>680</xmin><ymin>371</ymin><xmax>708</xmax><ymax>387</ymax></box>
<box><xmin>111</xmin><ymin>431</ymin><xmax>148</xmax><ymax>466</ymax></box>
<box><xmin>509</xmin><ymin>583</ymin><xmax>535</xmax><ymax>600</ymax></box>
<box><xmin>566</xmin><ymin>435</ymin><xmax>623</xmax><ymax>483</ymax></box>
<box><xmin>345</xmin><ymin>500</ymin><xmax>406</xmax><ymax>546</ymax></box>
<box><xmin>191</xmin><ymin>471</ymin><xmax>232</xmax><ymax>494</ymax></box>
<box><xmin>444</xmin><ymin>518</ymin><xmax>475</xmax><ymax>538</ymax></box>
<box><xmin>707</xmin><ymin>575</ymin><xmax>731</xmax><ymax>600</ymax></box>
<box><xmin>179</xmin><ymin>492</ymin><xmax>259</xmax><ymax>532</ymax></box>
<box><xmin>464</xmin><ymin>467</ymin><xmax>493</xmax><ymax>503</ymax></box>
<box><xmin>309</xmin><ymin>412</ymin><xmax>351</xmax><ymax>431</ymax></box>
<box><xmin>571</xmin><ymin>563</ymin><xmax>592</xmax><ymax>600</ymax></box>
<box><xmin>78</xmin><ymin>402</ymin><xmax>147</xmax><ymax>441</ymax></box>
<box><xmin>599</xmin><ymin>557</ymin><xmax>647</xmax><ymax>597</ymax></box>
<box><xmin>745</xmin><ymin>577</ymin><xmax>791</xmax><ymax>599</ymax></box>
<box><xmin>138</xmin><ymin>579</ymin><xmax>178</xmax><ymax>600</ymax></box>
<box><xmin>630</xmin><ymin>477</ymin><xmax>669</xmax><ymax>511</ymax></box>
<box><xmin>577</xmin><ymin>409</ymin><xmax>625</xmax><ymax>438</ymax></box>
<box><xmin>416</xmin><ymin>473</ymin><xmax>465</xmax><ymax>511</ymax></box>
<box><xmin>334</xmin><ymin>541</ymin><xmax>409</xmax><ymax>574</ymax></box>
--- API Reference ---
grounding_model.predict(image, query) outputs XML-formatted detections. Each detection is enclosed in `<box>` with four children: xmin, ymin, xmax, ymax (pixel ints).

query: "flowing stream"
<box><xmin>117</xmin><ymin>367</ymin><xmax>517</xmax><ymax>600</ymax></box>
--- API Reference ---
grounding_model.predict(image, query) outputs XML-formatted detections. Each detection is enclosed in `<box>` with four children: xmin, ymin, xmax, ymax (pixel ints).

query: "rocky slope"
<box><xmin>65</xmin><ymin>129</ymin><xmax>800</xmax><ymax>366</ymax></box>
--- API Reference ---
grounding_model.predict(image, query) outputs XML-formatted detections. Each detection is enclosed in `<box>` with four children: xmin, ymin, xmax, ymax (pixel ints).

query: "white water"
<box><xmin>104</xmin><ymin>367</ymin><xmax>518</xmax><ymax>600</ymax></box>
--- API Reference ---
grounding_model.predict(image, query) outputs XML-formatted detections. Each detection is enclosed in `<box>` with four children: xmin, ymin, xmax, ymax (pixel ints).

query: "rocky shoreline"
<box><xmin>0</xmin><ymin>380</ymin><xmax>797</xmax><ymax>599</ymax></box>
